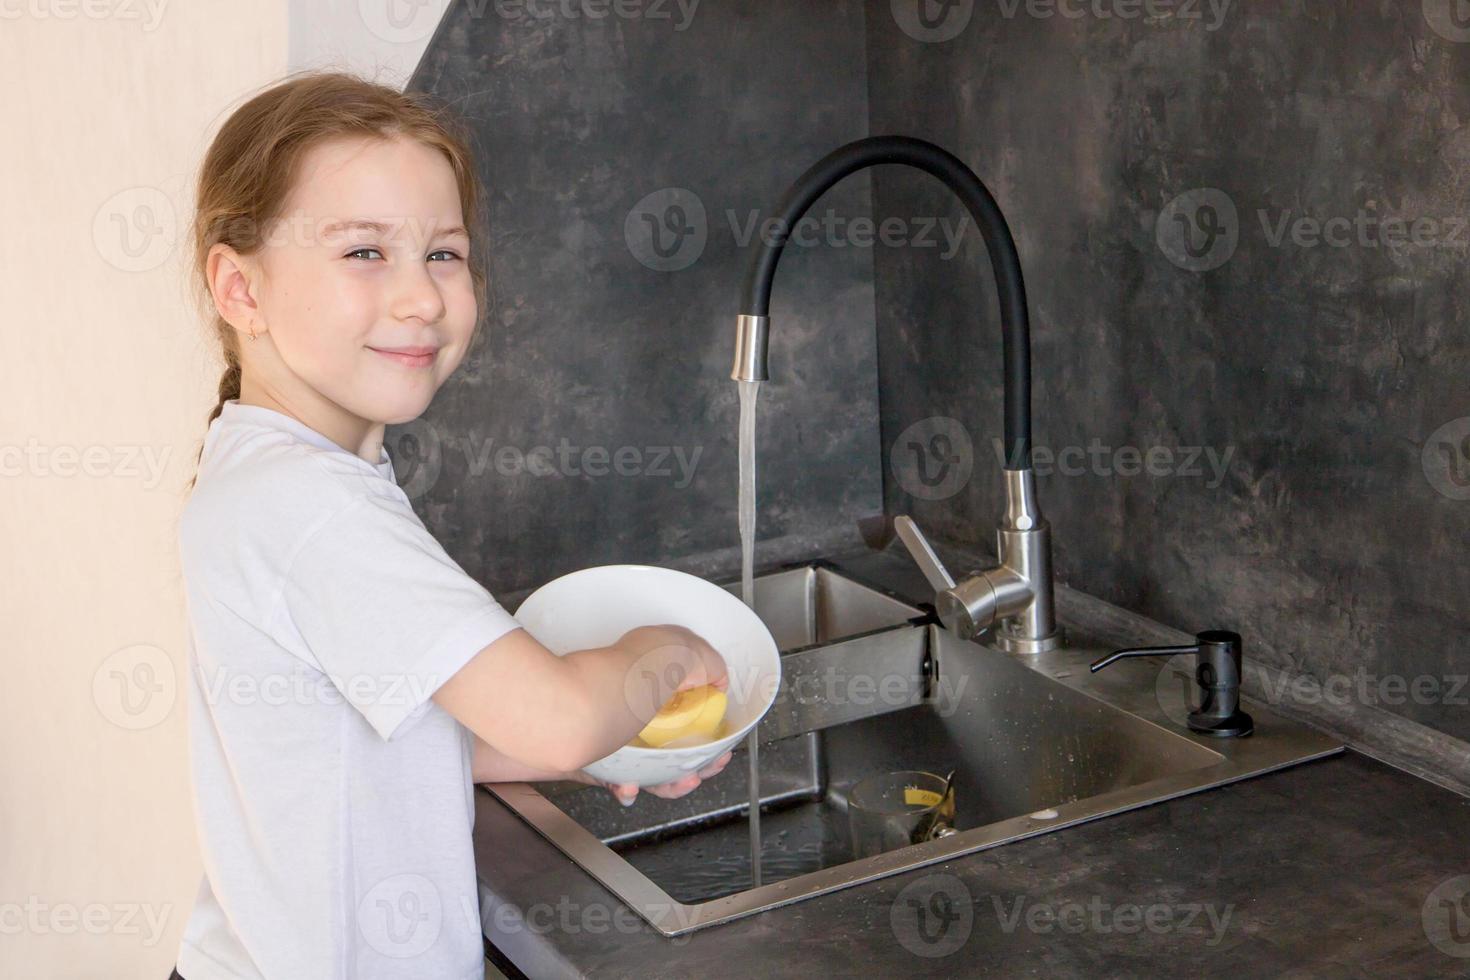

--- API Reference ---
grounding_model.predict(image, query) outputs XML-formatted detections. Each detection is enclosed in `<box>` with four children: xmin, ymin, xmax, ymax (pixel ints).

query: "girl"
<box><xmin>171</xmin><ymin>70</ymin><xmax>733</xmax><ymax>979</ymax></box>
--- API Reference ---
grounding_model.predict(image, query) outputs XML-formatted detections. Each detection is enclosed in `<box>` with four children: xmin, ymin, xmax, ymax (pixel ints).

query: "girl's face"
<box><xmin>225</xmin><ymin>134</ymin><xmax>477</xmax><ymax>455</ymax></box>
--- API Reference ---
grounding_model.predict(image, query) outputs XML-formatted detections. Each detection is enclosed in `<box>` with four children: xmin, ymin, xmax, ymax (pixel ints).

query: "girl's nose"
<box><xmin>390</xmin><ymin>263</ymin><xmax>447</xmax><ymax>324</ymax></box>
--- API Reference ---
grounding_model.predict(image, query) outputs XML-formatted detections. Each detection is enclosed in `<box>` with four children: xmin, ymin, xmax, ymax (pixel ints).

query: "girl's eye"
<box><xmin>345</xmin><ymin>248</ymin><xmax>462</xmax><ymax>261</ymax></box>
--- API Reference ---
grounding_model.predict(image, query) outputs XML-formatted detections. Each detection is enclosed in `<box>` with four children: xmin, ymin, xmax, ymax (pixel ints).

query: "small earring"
<box><xmin>248</xmin><ymin>326</ymin><xmax>258</xmax><ymax>342</ymax></box>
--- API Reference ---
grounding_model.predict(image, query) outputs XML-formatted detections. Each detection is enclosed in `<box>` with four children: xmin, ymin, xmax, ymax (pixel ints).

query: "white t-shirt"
<box><xmin>174</xmin><ymin>399</ymin><xmax>522</xmax><ymax>980</ymax></box>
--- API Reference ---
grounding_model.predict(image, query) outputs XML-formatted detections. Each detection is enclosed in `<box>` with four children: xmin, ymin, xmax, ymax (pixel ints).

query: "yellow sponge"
<box><xmin>637</xmin><ymin>684</ymin><xmax>728</xmax><ymax>748</ymax></box>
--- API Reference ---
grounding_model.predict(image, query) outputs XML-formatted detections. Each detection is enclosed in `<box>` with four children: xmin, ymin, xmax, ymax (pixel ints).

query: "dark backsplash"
<box><xmin>404</xmin><ymin>1</ymin><xmax>1468</xmax><ymax>747</ymax></box>
<box><xmin>866</xmin><ymin>0</ymin><xmax>1470</xmax><ymax>744</ymax></box>
<box><xmin>404</xmin><ymin>1</ymin><xmax>884</xmax><ymax>596</ymax></box>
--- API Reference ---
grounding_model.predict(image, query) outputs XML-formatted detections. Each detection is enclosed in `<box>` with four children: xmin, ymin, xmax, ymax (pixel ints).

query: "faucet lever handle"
<box><xmin>894</xmin><ymin>516</ymin><xmax>957</xmax><ymax>593</ymax></box>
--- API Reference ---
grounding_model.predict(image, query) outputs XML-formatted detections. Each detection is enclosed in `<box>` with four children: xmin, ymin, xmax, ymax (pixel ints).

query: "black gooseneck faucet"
<box><xmin>732</xmin><ymin>136</ymin><xmax>1060</xmax><ymax>653</ymax></box>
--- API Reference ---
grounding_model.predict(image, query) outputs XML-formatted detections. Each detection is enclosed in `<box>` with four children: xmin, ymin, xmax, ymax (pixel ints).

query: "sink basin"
<box><xmin>714</xmin><ymin>562</ymin><xmax>929</xmax><ymax>652</ymax></box>
<box><xmin>486</xmin><ymin>560</ymin><xmax>1341</xmax><ymax>936</ymax></box>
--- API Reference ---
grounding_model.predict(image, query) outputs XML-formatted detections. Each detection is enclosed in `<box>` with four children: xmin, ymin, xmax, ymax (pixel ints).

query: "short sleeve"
<box><xmin>273</xmin><ymin>491</ymin><xmax>523</xmax><ymax>741</ymax></box>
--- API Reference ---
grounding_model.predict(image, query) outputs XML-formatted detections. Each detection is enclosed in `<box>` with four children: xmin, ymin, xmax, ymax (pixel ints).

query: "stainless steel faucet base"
<box><xmin>994</xmin><ymin>625</ymin><xmax>1064</xmax><ymax>654</ymax></box>
<box><xmin>896</xmin><ymin>470</ymin><xmax>1061</xmax><ymax>652</ymax></box>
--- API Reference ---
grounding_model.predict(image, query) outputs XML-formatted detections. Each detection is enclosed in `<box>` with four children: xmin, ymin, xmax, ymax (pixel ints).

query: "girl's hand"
<box><xmin>616</xmin><ymin>624</ymin><xmax>729</xmax><ymax>694</ymax></box>
<box><xmin>572</xmin><ymin>750</ymin><xmax>735</xmax><ymax>807</ymax></box>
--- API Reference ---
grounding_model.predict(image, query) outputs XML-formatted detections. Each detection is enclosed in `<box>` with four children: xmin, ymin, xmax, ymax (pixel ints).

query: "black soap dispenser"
<box><xmin>1089</xmin><ymin>629</ymin><xmax>1254</xmax><ymax>738</ymax></box>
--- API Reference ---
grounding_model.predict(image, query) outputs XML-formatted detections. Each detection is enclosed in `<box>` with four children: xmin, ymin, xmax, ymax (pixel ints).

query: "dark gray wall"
<box><xmin>865</xmin><ymin>0</ymin><xmax>1470</xmax><ymax>742</ymax></box>
<box><xmin>403</xmin><ymin>2</ymin><xmax>883</xmax><ymax>598</ymax></box>
<box><xmin>403</xmin><ymin>0</ymin><xmax>1468</xmax><ymax>747</ymax></box>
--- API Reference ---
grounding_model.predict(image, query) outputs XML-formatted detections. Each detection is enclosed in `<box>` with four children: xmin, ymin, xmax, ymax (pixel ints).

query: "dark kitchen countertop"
<box><xmin>472</xmin><ymin>541</ymin><xmax>1470</xmax><ymax>978</ymax></box>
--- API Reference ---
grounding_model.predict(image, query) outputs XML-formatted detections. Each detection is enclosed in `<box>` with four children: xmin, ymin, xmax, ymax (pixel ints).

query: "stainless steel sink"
<box><xmin>713</xmin><ymin>562</ymin><xmax>929</xmax><ymax>652</ymax></box>
<box><xmin>486</xmin><ymin>561</ymin><xmax>1341</xmax><ymax>936</ymax></box>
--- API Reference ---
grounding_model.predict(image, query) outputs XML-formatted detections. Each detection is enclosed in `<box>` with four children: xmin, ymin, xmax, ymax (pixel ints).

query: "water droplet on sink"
<box><xmin>1030</xmin><ymin>808</ymin><xmax>1059</xmax><ymax>820</ymax></box>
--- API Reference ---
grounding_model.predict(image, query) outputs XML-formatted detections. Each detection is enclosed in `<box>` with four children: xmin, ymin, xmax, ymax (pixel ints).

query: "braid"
<box><xmin>185</xmin><ymin>353</ymin><xmax>242</xmax><ymax>495</ymax></box>
<box><xmin>207</xmin><ymin>357</ymin><xmax>243</xmax><ymax>429</ymax></box>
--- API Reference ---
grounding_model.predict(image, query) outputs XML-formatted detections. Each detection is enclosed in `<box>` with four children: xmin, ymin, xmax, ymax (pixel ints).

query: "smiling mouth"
<box><xmin>368</xmin><ymin>346</ymin><xmax>438</xmax><ymax>368</ymax></box>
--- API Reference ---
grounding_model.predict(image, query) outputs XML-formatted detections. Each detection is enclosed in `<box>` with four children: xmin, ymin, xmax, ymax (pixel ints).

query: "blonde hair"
<box><xmin>184</xmin><ymin>69</ymin><xmax>488</xmax><ymax>494</ymax></box>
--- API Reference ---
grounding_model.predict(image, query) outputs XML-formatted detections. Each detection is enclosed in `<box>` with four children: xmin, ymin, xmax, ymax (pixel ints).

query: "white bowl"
<box><xmin>513</xmin><ymin>564</ymin><xmax>781</xmax><ymax>787</ymax></box>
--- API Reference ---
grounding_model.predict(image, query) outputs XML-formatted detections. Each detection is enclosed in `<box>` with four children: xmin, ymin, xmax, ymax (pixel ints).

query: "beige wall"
<box><xmin>2</xmin><ymin>2</ymin><xmax>447</xmax><ymax>975</ymax></box>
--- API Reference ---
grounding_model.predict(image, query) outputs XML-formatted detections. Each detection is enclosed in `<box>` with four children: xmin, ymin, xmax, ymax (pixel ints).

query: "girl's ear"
<box><xmin>207</xmin><ymin>242</ymin><xmax>262</xmax><ymax>337</ymax></box>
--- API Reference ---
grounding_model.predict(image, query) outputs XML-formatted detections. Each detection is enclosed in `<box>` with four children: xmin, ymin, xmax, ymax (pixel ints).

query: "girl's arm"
<box><xmin>433</xmin><ymin>624</ymin><xmax>727</xmax><ymax>774</ymax></box>
<box><xmin>470</xmin><ymin>732</ymin><xmax>592</xmax><ymax>785</ymax></box>
<box><xmin>470</xmin><ymin>730</ymin><xmax>736</xmax><ymax>806</ymax></box>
